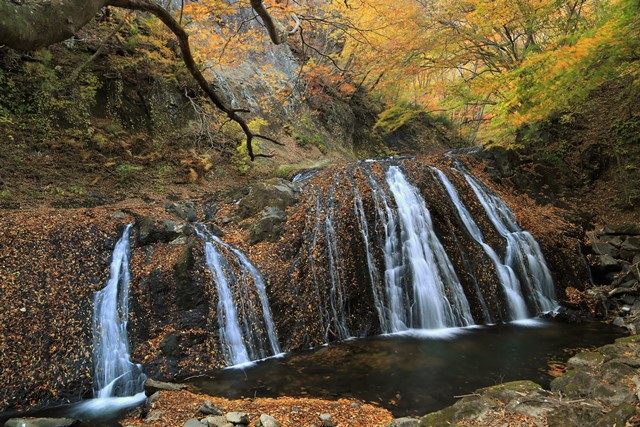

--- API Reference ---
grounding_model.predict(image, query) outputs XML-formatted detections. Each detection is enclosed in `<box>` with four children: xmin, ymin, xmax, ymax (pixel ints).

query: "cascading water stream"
<box><xmin>196</xmin><ymin>225</ymin><xmax>281</xmax><ymax>366</ymax></box>
<box><xmin>73</xmin><ymin>224</ymin><xmax>146</xmax><ymax>417</ymax></box>
<box><xmin>357</xmin><ymin>167</ymin><xmax>408</xmax><ymax>333</ymax></box>
<box><xmin>458</xmin><ymin>168</ymin><xmax>558</xmax><ymax>313</ymax></box>
<box><xmin>324</xmin><ymin>184</ymin><xmax>351</xmax><ymax>341</ymax></box>
<box><xmin>385</xmin><ymin>166</ymin><xmax>474</xmax><ymax>329</ymax></box>
<box><xmin>433</xmin><ymin>168</ymin><xmax>528</xmax><ymax>320</ymax></box>
<box><xmin>215</xmin><ymin>241</ymin><xmax>281</xmax><ymax>357</ymax></box>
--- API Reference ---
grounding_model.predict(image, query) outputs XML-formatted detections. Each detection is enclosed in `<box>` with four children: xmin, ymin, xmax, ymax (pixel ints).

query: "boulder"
<box><xmin>621</xmin><ymin>236</ymin><xmax>640</xmax><ymax>252</ymax></box>
<box><xmin>419</xmin><ymin>396</ymin><xmax>499</xmax><ymax>426</ymax></box>
<box><xmin>4</xmin><ymin>419</ymin><xmax>77</xmax><ymax>427</ymax></box>
<box><xmin>202</xmin><ymin>415</ymin><xmax>233</xmax><ymax>427</ymax></box>
<box><xmin>165</xmin><ymin>202</ymin><xmax>197</xmax><ymax>222</ymax></box>
<box><xmin>604</xmin><ymin>224</ymin><xmax>640</xmax><ymax>235</ymax></box>
<box><xmin>255</xmin><ymin>414</ymin><xmax>281</xmax><ymax>427</ymax></box>
<box><xmin>249</xmin><ymin>207</ymin><xmax>287</xmax><ymax>244</ymax></box>
<box><xmin>199</xmin><ymin>401</ymin><xmax>223</xmax><ymax>416</ymax></box>
<box><xmin>184</xmin><ymin>419</ymin><xmax>207</xmax><ymax>427</ymax></box>
<box><xmin>225</xmin><ymin>412</ymin><xmax>249</xmax><ymax>425</ymax></box>
<box><xmin>592</xmin><ymin>241</ymin><xmax>619</xmax><ymax>257</ymax></box>
<box><xmin>596</xmin><ymin>254</ymin><xmax>622</xmax><ymax>271</ymax></box>
<box><xmin>566</xmin><ymin>350</ymin><xmax>606</xmax><ymax>369</ymax></box>
<box><xmin>237</xmin><ymin>179</ymin><xmax>299</xmax><ymax>219</ymax></box>
<box><xmin>136</xmin><ymin>217</ymin><xmax>184</xmax><ymax>246</ymax></box>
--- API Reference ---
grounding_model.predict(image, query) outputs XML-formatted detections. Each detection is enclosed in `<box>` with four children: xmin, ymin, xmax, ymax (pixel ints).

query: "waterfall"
<box><xmin>433</xmin><ymin>168</ymin><xmax>527</xmax><ymax>320</ymax></box>
<box><xmin>76</xmin><ymin>224</ymin><xmax>146</xmax><ymax>416</ymax></box>
<box><xmin>296</xmin><ymin>159</ymin><xmax>558</xmax><ymax>343</ymax></box>
<box><xmin>197</xmin><ymin>226</ymin><xmax>281</xmax><ymax>366</ymax></box>
<box><xmin>459</xmin><ymin>169</ymin><xmax>558</xmax><ymax>313</ymax></box>
<box><xmin>385</xmin><ymin>166</ymin><xmax>474</xmax><ymax>329</ymax></box>
<box><xmin>357</xmin><ymin>167</ymin><xmax>408</xmax><ymax>333</ymax></box>
<box><xmin>324</xmin><ymin>184</ymin><xmax>351</xmax><ymax>340</ymax></box>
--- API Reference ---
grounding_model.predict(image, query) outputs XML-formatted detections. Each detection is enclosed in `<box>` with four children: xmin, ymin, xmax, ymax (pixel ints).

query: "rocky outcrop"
<box><xmin>585</xmin><ymin>224</ymin><xmax>640</xmax><ymax>332</ymax></box>
<box><xmin>404</xmin><ymin>335</ymin><xmax>640</xmax><ymax>426</ymax></box>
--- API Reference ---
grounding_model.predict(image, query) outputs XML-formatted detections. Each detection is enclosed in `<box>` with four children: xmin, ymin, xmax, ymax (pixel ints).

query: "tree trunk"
<box><xmin>0</xmin><ymin>0</ymin><xmax>107</xmax><ymax>50</ymax></box>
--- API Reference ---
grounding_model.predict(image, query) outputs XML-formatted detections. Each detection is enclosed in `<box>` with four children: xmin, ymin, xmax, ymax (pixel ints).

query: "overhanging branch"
<box><xmin>103</xmin><ymin>0</ymin><xmax>281</xmax><ymax>160</ymax></box>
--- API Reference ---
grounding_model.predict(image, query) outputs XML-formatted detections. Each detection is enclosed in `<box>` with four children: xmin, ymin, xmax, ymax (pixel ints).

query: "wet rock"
<box><xmin>237</xmin><ymin>178</ymin><xmax>299</xmax><ymax>219</ymax></box>
<box><xmin>165</xmin><ymin>202</ymin><xmax>197</xmax><ymax>222</ymax></box>
<box><xmin>184</xmin><ymin>419</ymin><xmax>207</xmax><ymax>427</ymax></box>
<box><xmin>199</xmin><ymin>401</ymin><xmax>223</xmax><ymax>415</ymax></box>
<box><xmin>144</xmin><ymin>378</ymin><xmax>187</xmax><ymax>394</ymax></box>
<box><xmin>387</xmin><ymin>417</ymin><xmax>419</xmax><ymax>427</ymax></box>
<box><xmin>225</xmin><ymin>412</ymin><xmax>249</xmax><ymax>425</ymax></box>
<box><xmin>4</xmin><ymin>419</ymin><xmax>77</xmax><ymax>427</ymax></box>
<box><xmin>604</xmin><ymin>224</ymin><xmax>640</xmax><ymax>235</ymax></box>
<box><xmin>255</xmin><ymin>414</ymin><xmax>281</xmax><ymax>427</ymax></box>
<box><xmin>160</xmin><ymin>334</ymin><xmax>181</xmax><ymax>357</ymax></box>
<box><xmin>318</xmin><ymin>413</ymin><xmax>335</xmax><ymax>427</ymax></box>
<box><xmin>249</xmin><ymin>207</ymin><xmax>287</xmax><ymax>244</ymax></box>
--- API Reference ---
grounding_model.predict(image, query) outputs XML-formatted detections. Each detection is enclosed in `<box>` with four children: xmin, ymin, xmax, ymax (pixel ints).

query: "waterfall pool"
<box><xmin>188</xmin><ymin>319</ymin><xmax>624</xmax><ymax>417</ymax></box>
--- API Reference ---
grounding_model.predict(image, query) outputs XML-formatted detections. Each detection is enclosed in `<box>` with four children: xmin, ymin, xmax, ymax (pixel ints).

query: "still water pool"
<box><xmin>189</xmin><ymin>319</ymin><xmax>624</xmax><ymax>416</ymax></box>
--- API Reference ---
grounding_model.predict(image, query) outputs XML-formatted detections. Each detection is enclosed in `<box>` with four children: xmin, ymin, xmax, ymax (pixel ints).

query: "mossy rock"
<box><xmin>550</xmin><ymin>369</ymin><xmax>599</xmax><ymax>398</ymax></box>
<box><xmin>477</xmin><ymin>380</ymin><xmax>542</xmax><ymax>402</ymax></box>
<box><xmin>615</xmin><ymin>334</ymin><xmax>640</xmax><ymax>344</ymax></box>
<box><xmin>567</xmin><ymin>350</ymin><xmax>606</xmax><ymax>369</ymax></box>
<box><xmin>419</xmin><ymin>396</ymin><xmax>499</xmax><ymax>427</ymax></box>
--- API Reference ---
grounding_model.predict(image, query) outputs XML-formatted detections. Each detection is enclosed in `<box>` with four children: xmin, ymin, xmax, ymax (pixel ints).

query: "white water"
<box><xmin>74</xmin><ymin>225</ymin><xmax>146</xmax><ymax>419</ymax></box>
<box><xmin>385</xmin><ymin>166</ymin><xmax>474</xmax><ymax>329</ymax></box>
<box><xmin>352</xmin><ymin>181</ymin><xmax>387</xmax><ymax>332</ymax></box>
<box><xmin>196</xmin><ymin>226</ymin><xmax>281</xmax><ymax>366</ymax></box>
<box><xmin>216</xmin><ymin>240</ymin><xmax>281</xmax><ymax>356</ymax></box>
<box><xmin>433</xmin><ymin>168</ymin><xmax>528</xmax><ymax>320</ymax></box>
<box><xmin>461</xmin><ymin>170</ymin><xmax>558</xmax><ymax>313</ymax></box>
<box><xmin>361</xmin><ymin>168</ymin><xmax>408</xmax><ymax>333</ymax></box>
<box><xmin>92</xmin><ymin>224</ymin><xmax>145</xmax><ymax>398</ymax></box>
<box><xmin>324</xmin><ymin>186</ymin><xmax>351</xmax><ymax>340</ymax></box>
<box><xmin>203</xmin><ymin>239</ymin><xmax>251</xmax><ymax>366</ymax></box>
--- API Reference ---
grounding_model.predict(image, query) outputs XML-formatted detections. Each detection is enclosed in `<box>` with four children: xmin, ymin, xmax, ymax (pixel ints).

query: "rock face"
<box><xmin>586</xmin><ymin>225</ymin><xmax>640</xmax><ymax>332</ymax></box>
<box><xmin>410</xmin><ymin>335</ymin><xmax>640</xmax><ymax>426</ymax></box>
<box><xmin>236</xmin><ymin>178</ymin><xmax>300</xmax><ymax>220</ymax></box>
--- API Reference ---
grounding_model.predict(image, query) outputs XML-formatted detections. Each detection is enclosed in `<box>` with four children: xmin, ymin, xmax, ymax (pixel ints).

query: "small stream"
<box><xmin>188</xmin><ymin>319</ymin><xmax>623</xmax><ymax>417</ymax></box>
